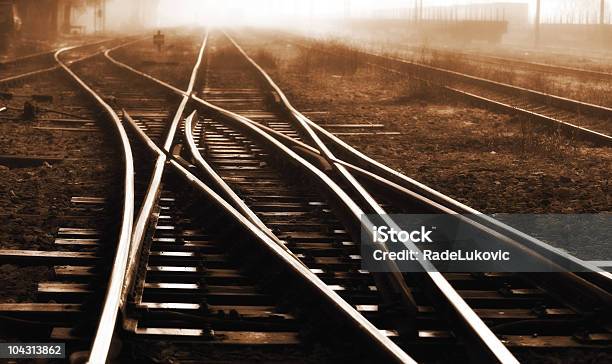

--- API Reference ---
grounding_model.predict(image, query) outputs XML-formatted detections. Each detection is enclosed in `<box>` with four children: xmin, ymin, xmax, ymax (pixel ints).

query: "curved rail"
<box><xmin>104</xmin><ymin>32</ymin><xmax>611</xmax><ymax>361</ymax></box>
<box><xmin>0</xmin><ymin>38</ymin><xmax>128</xmax><ymax>85</ymax></box>
<box><xmin>118</xmin><ymin>32</ymin><xmax>521</xmax><ymax>362</ymax></box>
<box><xmin>183</xmin><ymin>111</ymin><xmax>300</xmax><ymax>258</ymax></box>
<box><xmin>225</xmin><ymin>32</ymin><xmax>423</xmax><ymax>312</ymax></box>
<box><xmin>305</xmin><ymin>118</ymin><xmax>612</xmax><ymax>276</ymax></box>
<box><xmin>0</xmin><ymin>37</ymin><xmax>114</xmax><ymax>66</ymax></box>
<box><xmin>241</xmin><ymin>34</ymin><xmax>611</xmax><ymax>280</ymax></box>
<box><xmin>1</xmin><ymin>46</ymin><xmax>77</xmax><ymax>83</ymax></box>
<box><xmin>123</xmin><ymin>110</ymin><xmax>417</xmax><ymax>363</ymax></box>
<box><xmin>120</xmin><ymin>30</ymin><xmax>209</xmax><ymax>312</ymax></box>
<box><xmin>54</xmin><ymin>46</ymin><xmax>135</xmax><ymax>364</ymax></box>
<box><xmin>225</xmin><ymin>33</ymin><xmax>522</xmax><ymax>364</ymax></box>
<box><xmin>0</xmin><ymin>48</ymin><xmax>56</xmax><ymax>65</ymax></box>
<box><xmin>104</xmin><ymin>37</ymin><xmax>420</xmax><ymax>363</ymax></box>
<box><xmin>228</xmin><ymin>34</ymin><xmax>612</xmax><ymax>315</ymax></box>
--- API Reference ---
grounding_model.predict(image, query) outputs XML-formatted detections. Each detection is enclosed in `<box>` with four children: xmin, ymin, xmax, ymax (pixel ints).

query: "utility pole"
<box><xmin>601</xmin><ymin>0</ymin><xmax>606</xmax><ymax>25</ymax></box>
<box><xmin>535</xmin><ymin>0</ymin><xmax>541</xmax><ymax>46</ymax></box>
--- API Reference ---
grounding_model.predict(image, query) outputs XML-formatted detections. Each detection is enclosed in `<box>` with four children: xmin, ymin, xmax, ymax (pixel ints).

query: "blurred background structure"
<box><xmin>0</xmin><ymin>0</ymin><xmax>609</xmax><ymax>48</ymax></box>
<box><xmin>1</xmin><ymin>0</ymin><xmax>160</xmax><ymax>38</ymax></box>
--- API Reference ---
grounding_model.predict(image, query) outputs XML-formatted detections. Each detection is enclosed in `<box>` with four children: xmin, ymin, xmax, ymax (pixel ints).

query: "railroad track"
<box><xmin>0</xmin><ymin>48</ymin><xmax>63</xmax><ymax>79</ymax></box>
<box><xmin>381</xmin><ymin>43</ymin><xmax>612</xmax><ymax>82</ymax></box>
<box><xmin>0</xmin><ymin>39</ymin><xmax>135</xmax><ymax>363</ymax></box>
<box><xmin>0</xmin><ymin>28</ymin><xmax>609</xmax><ymax>363</ymax></box>
<box><xmin>51</xmin><ymin>29</ymin><xmax>415</xmax><ymax>362</ymax></box>
<box><xmin>0</xmin><ymin>38</ymin><xmax>134</xmax><ymax>85</ymax></box>
<box><xmin>199</xmin><ymin>31</ymin><xmax>612</xmax><ymax>361</ymax></box>
<box><xmin>98</xmin><ymin>30</ymin><xmax>610</xmax><ymax>362</ymax></box>
<box><xmin>286</xmin><ymin>35</ymin><xmax>612</xmax><ymax>146</ymax></box>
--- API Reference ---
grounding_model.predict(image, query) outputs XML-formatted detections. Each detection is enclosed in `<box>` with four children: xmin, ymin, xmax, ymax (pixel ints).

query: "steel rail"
<box><xmin>357</xmin><ymin>46</ymin><xmax>612</xmax><ymax>118</ymax></box>
<box><xmin>104</xmin><ymin>34</ymin><xmax>417</xmax><ymax>363</ymax></box>
<box><xmin>234</xmin><ymin>26</ymin><xmax>611</xmax><ymax>344</ymax></box>
<box><xmin>289</xmin><ymin>119</ymin><xmax>612</xmax><ymax>307</ymax></box>
<box><xmin>0</xmin><ymin>38</ymin><xmax>129</xmax><ymax>84</ymax></box>
<box><xmin>228</xmin><ymin>34</ymin><xmax>612</xmax><ymax>314</ymax></box>
<box><xmin>461</xmin><ymin>51</ymin><xmax>612</xmax><ymax>81</ymax></box>
<box><xmin>375</xmin><ymin>43</ymin><xmax>612</xmax><ymax>81</ymax></box>
<box><xmin>302</xmin><ymin>118</ymin><xmax>612</xmax><ymax>280</ymax></box>
<box><xmin>121</xmin><ymin>109</ymin><xmax>417</xmax><ymax>364</ymax></box>
<box><xmin>104</xmin><ymin>32</ymin><xmax>303</xmax><ymax>262</ymax></box>
<box><xmin>365</xmin><ymin>53</ymin><xmax>612</xmax><ymax>138</ymax></box>
<box><xmin>183</xmin><ymin>111</ymin><xmax>300</xmax><ymax>259</ymax></box>
<box><xmin>288</xmin><ymin>38</ymin><xmax>612</xmax><ymax>146</ymax></box>
<box><xmin>232</xmin><ymin>117</ymin><xmax>612</xmax><ymax>311</ymax></box>
<box><xmin>54</xmin><ymin>46</ymin><xmax>135</xmax><ymax>364</ymax></box>
<box><xmin>104</xmin><ymin>34</ymin><xmax>608</xmax><ymax>362</ymax></box>
<box><xmin>104</xmin><ymin>49</ymin><xmax>185</xmax><ymax>96</ymax></box>
<box><xmin>0</xmin><ymin>46</ymin><xmax>77</xmax><ymax>82</ymax></box>
<box><xmin>109</xmin><ymin>32</ymin><xmax>576</xmax><ymax>362</ymax></box>
<box><xmin>184</xmin><ymin>111</ymin><xmax>265</xmax><ymax>229</ymax></box>
<box><xmin>108</xmin><ymin>29</ymin><xmax>611</xmax><ymax>282</ymax></box>
<box><xmin>0</xmin><ymin>38</ymin><xmax>111</xmax><ymax>66</ymax></box>
<box><xmin>226</xmin><ymin>33</ymin><xmax>522</xmax><ymax>364</ymax></box>
<box><xmin>0</xmin><ymin>64</ymin><xmax>61</xmax><ymax>84</ymax></box>
<box><xmin>105</xmin><ymin>44</ymin><xmax>378</xmax><ymax>249</ymax></box>
<box><xmin>444</xmin><ymin>87</ymin><xmax>612</xmax><ymax>146</ymax></box>
<box><xmin>258</xmin><ymin>36</ymin><xmax>612</xmax><ymax>280</ymax></box>
<box><xmin>192</xmin><ymin>94</ymin><xmax>423</xmax><ymax>363</ymax></box>
<box><xmin>0</xmin><ymin>48</ymin><xmax>56</xmax><ymax>65</ymax></box>
<box><xmin>119</xmin><ymin>31</ymin><xmax>209</xmax><ymax>315</ymax></box>
<box><xmin>192</xmin><ymin>87</ymin><xmax>424</xmax><ymax>281</ymax></box>
<box><xmin>224</xmin><ymin>32</ymin><xmax>422</xmax><ymax>311</ymax></box>
<box><xmin>199</xmin><ymin>98</ymin><xmax>609</xmax><ymax>280</ymax></box>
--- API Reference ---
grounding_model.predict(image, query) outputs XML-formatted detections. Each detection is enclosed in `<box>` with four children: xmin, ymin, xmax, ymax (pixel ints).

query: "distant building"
<box><xmin>372</xmin><ymin>2</ymin><xmax>529</xmax><ymax>29</ymax></box>
<box><xmin>10</xmin><ymin>0</ymin><xmax>86</xmax><ymax>37</ymax></box>
<box><xmin>9</xmin><ymin>0</ymin><xmax>159</xmax><ymax>38</ymax></box>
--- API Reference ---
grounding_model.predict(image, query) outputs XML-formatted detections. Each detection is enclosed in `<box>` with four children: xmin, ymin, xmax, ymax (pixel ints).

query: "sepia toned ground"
<box><xmin>0</xmin><ymin>73</ymin><xmax>118</xmax><ymax>303</ymax></box>
<box><xmin>236</xmin><ymin>33</ymin><xmax>611</xmax><ymax>216</ymax></box>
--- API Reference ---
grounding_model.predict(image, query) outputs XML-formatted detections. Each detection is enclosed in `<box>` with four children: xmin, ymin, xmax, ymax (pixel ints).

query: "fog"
<box><xmin>150</xmin><ymin>0</ymin><xmax>609</xmax><ymax>26</ymax></box>
<box><xmin>55</xmin><ymin>0</ymin><xmax>609</xmax><ymax>51</ymax></box>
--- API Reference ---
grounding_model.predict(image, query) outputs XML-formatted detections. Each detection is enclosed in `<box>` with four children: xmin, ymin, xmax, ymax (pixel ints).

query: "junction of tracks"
<box><xmin>0</xmin><ymin>28</ymin><xmax>610</xmax><ymax>363</ymax></box>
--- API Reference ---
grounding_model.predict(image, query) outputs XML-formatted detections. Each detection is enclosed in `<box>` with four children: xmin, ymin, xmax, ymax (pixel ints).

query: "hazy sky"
<box><xmin>155</xmin><ymin>0</ymin><xmax>607</xmax><ymax>26</ymax></box>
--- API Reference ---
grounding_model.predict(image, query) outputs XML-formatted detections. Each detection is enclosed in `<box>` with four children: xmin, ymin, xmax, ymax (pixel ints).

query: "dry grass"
<box><xmin>253</xmin><ymin>49</ymin><xmax>279</xmax><ymax>69</ymax></box>
<box><xmin>508</xmin><ymin>117</ymin><xmax>580</xmax><ymax>159</ymax></box>
<box><xmin>292</xmin><ymin>41</ymin><xmax>364</xmax><ymax>76</ymax></box>
<box><xmin>284</xmin><ymin>40</ymin><xmax>439</xmax><ymax>103</ymax></box>
<box><xmin>386</xmin><ymin>76</ymin><xmax>438</xmax><ymax>103</ymax></box>
<box><xmin>428</xmin><ymin>49</ymin><xmax>518</xmax><ymax>84</ymax></box>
